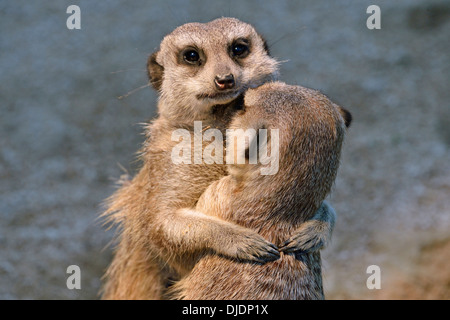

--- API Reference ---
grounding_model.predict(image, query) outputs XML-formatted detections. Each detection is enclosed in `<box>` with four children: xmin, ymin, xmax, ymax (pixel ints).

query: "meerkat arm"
<box><xmin>157</xmin><ymin>207</ymin><xmax>280</xmax><ymax>264</ymax></box>
<box><xmin>279</xmin><ymin>201</ymin><xmax>336</xmax><ymax>254</ymax></box>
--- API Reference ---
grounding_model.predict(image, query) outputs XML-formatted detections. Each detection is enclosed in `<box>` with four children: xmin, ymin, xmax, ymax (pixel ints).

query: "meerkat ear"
<box><xmin>258</xmin><ymin>35</ymin><xmax>271</xmax><ymax>56</ymax></box>
<box><xmin>338</xmin><ymin>106</ymin><xmax>352</xmax><ymax>128</ymax></box>
<box><xmin>147</xmin><ymin>51</ymin><xmax>164</xmax><ymax>91</ymax></box>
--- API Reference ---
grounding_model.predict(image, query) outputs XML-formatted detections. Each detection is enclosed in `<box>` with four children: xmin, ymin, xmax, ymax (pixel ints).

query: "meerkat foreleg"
<box><xmin>159</xmin><ymin>208</ymin><xmax>280</xmax><ymax>263</ymax></box>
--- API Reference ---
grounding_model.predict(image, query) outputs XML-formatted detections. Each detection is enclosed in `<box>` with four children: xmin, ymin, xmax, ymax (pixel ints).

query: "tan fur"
<box><xmin>101</xmin><ymin>18</ymin><xmax>281</xmax><ymax>300</ymax></box>
<box><xmin>169</xmin><ymin>82</ymin><xmax>350</xmax><ymax>300</ymax></box>
<box><xmin>101</xmin><ymin>18</ymin><xmax>339</xmax><ymax>300</ymax></box>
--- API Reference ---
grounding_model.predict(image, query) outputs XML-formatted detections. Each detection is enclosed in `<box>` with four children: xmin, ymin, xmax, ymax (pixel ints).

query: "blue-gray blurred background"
<box><xmin>1</xmin><ymin>0</ymin><xmax>449</xmax><ymax>299</ymax></box>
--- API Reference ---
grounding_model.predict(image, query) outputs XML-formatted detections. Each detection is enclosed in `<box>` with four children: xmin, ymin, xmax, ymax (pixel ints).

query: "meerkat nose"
<box><xmin>215</xmin><ymin>74</ymin><xmax>235</xmax><ymax>90</ymax></box>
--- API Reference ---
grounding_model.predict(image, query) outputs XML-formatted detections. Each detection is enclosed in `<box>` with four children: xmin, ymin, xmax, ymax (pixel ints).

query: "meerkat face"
<box><xmin>148</xmin><ymin>18</ymin><xmax>279</xmax><ymax>121</ymax></box>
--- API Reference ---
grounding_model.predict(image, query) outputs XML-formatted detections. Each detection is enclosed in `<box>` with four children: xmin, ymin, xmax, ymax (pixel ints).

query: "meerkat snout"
<box><xmin>214</xmin><ymin>74</ymin><xmax>235</xmax><ymax>90</ymax></box>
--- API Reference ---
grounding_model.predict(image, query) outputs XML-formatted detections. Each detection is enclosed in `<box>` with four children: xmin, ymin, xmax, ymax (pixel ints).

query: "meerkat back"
<box><xmin>171</xmin><ymin>82</ymin><xmax>351</xmax><ymax>300</ymax></box>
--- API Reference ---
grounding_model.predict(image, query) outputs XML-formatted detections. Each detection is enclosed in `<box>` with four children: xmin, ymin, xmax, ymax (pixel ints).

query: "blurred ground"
<box><xmin>0</xmin><ymin>0</ymin><xmax>449</xmax><ymax>299</ymax></box>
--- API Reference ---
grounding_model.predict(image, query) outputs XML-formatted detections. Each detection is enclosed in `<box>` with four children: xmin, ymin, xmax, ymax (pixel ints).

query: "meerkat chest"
<box><xmin>145</xmin><ymin>120</ymin><xmax>229</xmax><ymax>206</ymax></box>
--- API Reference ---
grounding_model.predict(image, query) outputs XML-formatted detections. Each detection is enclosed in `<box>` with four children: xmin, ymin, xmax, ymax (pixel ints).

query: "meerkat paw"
<box><xmin>214</xmin><ymin>228</ymin><xmax>280</xmax><ymax>263</ymax></box>
<box><xmin>279</xmin><ymin>201</ymin><xmax>336</xmax><ymax>254</ymax></box>
<box><xmin>236</xmin><ymin>233</ymin><xmax>280</xmax><ymax>263</ymax></box>
<box><xmin>279</xmin><ymin>220</ymin><xmax>329</xmax><ymax>254</ymax></box>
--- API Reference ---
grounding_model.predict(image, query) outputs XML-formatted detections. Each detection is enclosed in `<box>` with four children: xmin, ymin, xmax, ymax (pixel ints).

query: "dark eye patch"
<box><xmin>232</xmin><ymin>44</ymin><xmax>248</xmax><ymax>56</ymax></box>
<box><xmin>184</xmin><ymin>50</ymin><xmax>199</xmax><ymax>62</ymax></box>
<box><xmin>230</xmin><ymin>39</ymin><xmax>250</xmax><ymax>59</ymax></box>
<box><xmin>181</xmin><ymin>47</ymin><xmax>203</xmax><ymax>66</ymax></box>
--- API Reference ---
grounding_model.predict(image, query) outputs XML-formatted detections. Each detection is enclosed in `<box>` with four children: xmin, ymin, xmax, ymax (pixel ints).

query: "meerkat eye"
<box><xmin>232</xmin><ymin>44</ymin><xmax>248</xmax><ymax>56</ymax></box>
<box><xmin>183</xmin><ymin>49</ymin><xmax>201</xmax><ymax>64</ymax></box>
<box><xmin>231</xmin><ymin>40</ymin><xmax>250</xmax><ymax>58</ymax></box>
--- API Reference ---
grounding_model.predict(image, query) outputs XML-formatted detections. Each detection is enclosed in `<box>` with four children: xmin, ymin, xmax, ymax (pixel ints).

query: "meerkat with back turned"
<box><xmin>169</xmin><ymin>82</ymin><xmax>351</xmax><ymax>300</ymax></box>
<box><xmin>101</xmin><ymin>18</ymin><xmax>337</xmax><ymax>300</ymax></box>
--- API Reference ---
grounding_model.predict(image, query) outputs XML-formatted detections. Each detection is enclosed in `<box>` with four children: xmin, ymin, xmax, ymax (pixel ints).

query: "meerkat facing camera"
<box><xmin>169</xmin><ymin>82</ymin><xmax>351</xmax><ymax>300</ymax></box>
<box><xmin>101</xmin><ymin>18</ymin><xmax>338</xmax><ymax>300</ymax></box>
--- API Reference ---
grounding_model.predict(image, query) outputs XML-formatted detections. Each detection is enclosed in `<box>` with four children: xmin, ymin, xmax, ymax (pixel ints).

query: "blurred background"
<box><xmin>1</xmin><ymin>0</ymin><xmax>449</xmax><ymax>299</ymax></box>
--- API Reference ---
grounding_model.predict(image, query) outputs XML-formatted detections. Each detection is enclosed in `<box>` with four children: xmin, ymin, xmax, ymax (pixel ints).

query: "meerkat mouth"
<box><xmin>196</xmin><ymin>90</ymin><xmax>242</xmax><ymax>103</ymax></box>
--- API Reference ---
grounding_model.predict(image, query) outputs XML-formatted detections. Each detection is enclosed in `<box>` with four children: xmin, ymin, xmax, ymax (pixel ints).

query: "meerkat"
<box><xmin>101</xmin><ymin>18</ymin><xmax>337</xmax><ymax>300</ymax></box>
<box><xmin>168</xmin><ymin>82</ymin><xmax>351</xmax><ymax>300</ymax></box>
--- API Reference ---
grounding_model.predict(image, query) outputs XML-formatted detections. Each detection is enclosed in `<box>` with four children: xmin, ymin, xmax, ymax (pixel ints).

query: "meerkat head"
<box><xmin>227</xmin><ymin>82</ymin><xmax>351</xmax><ymax>212</ymax></box>
<box><xmin>147</xmin><ymin>18</ymin><xmax>279</xmax><ymax>121</ymax></box>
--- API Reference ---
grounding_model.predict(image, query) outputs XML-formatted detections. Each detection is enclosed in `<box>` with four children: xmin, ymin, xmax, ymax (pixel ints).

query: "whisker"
<box><xmin>268</xmin><ymin>26</ymin><xmax>307</xmax><ymax>48</ymax></box>
<box><xmin>110</xmin><ymin>68</ymin><xmax>146</xmax><ymax>74</ymax></box>
<box><xmin>117</xmin><ymin>83</ymin><xmax>151</xmax><ymax>100</ymax></box>
<box><xmin>277</xmin><ymin>59</ymin><xmax>290</xmax><ymax>65</ymax></box>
